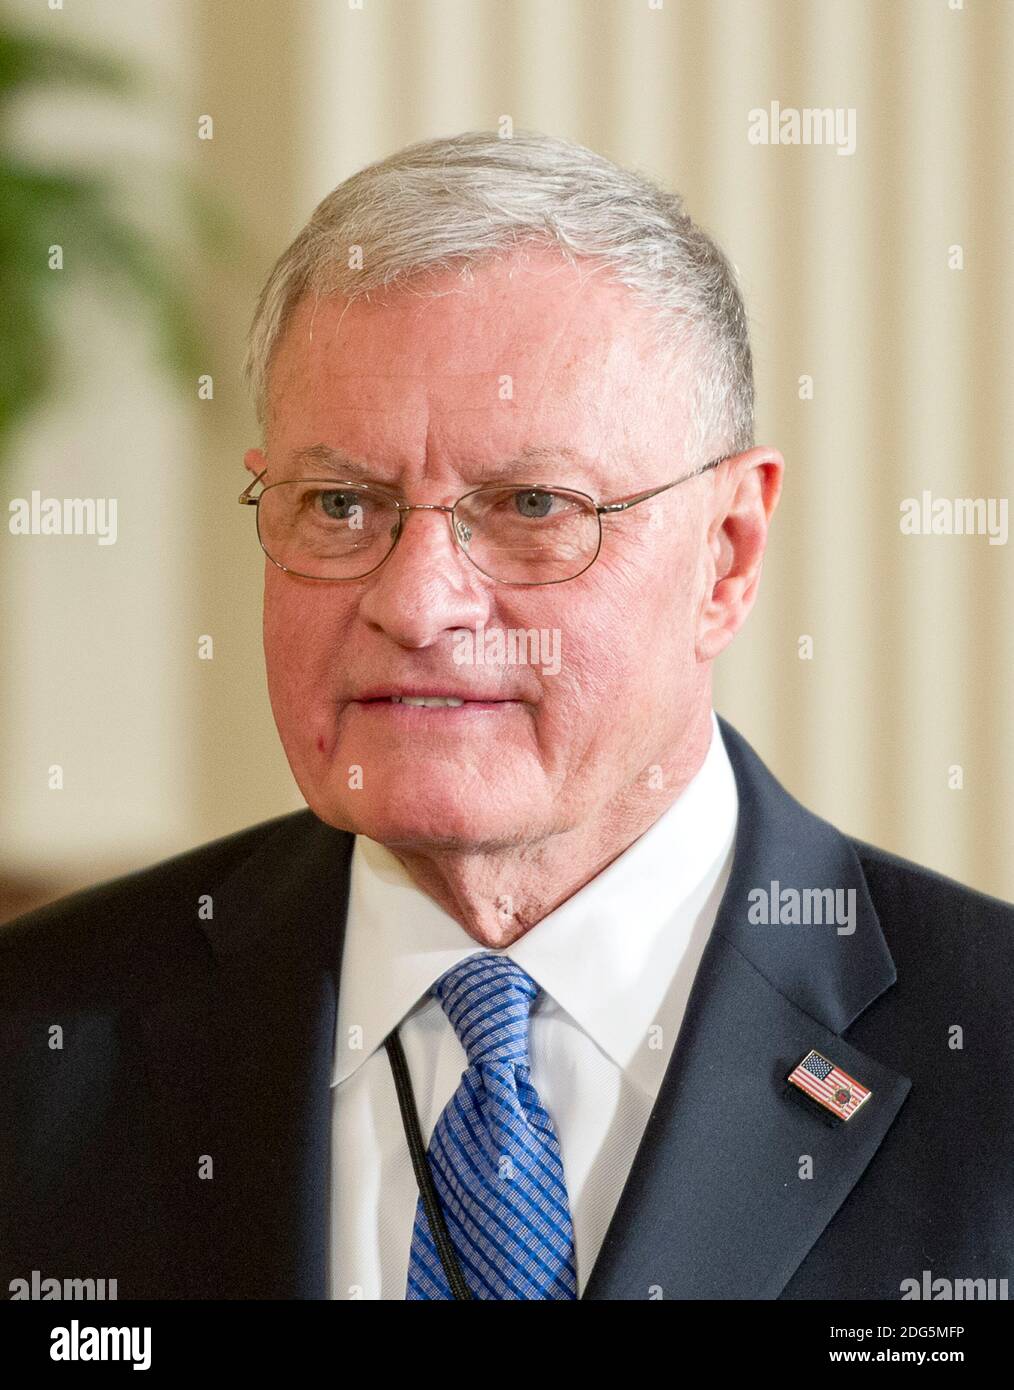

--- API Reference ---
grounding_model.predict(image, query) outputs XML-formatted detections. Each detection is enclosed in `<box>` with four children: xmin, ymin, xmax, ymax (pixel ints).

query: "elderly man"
<box><xmin>2</xmin><ymin>131</ymin><xmax>1011</xmax><ymax>1303</ymax></box>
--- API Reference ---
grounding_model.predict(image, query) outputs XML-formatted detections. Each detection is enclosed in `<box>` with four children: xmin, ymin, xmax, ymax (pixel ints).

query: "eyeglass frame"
<box><xmin>237</xmin><ymin>452</ymin><xmax>731</xmax><ymax>586</ymax></box>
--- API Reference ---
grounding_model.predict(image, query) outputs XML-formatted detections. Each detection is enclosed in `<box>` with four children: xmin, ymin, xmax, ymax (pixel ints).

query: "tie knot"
<box><xmin>431</xmin><ymin>952</ymin><xmax>539</xmax><ymax>1069</ymax></box>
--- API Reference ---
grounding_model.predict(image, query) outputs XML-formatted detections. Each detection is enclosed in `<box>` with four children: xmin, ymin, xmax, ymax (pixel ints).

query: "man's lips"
<box><xmin>348</xmin><ymin>686</ymin><xmax>523</xmax><ymax>711</ymax></box>
<box><xmin>351</xmin><ymin>686</ymin><xmax>517</xmax><ymax>700</ymax></box>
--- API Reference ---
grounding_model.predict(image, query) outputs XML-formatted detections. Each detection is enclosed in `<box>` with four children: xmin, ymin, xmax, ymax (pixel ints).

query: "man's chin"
<box><xmin>300</xmin><ymin>779</ymin><xmax>539</xmax><ymax>853</ymax></box>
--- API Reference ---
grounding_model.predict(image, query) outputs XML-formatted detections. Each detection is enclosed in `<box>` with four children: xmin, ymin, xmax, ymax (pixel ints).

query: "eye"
<box><xmin>512</xmin><ymin>488</ymin><xmax>557</xmax><ymax>519</ymax></box>
<box><xmin>316</xmin><ymin>488</ymin><xmax>366</xmax><ymax>521</ymax></box>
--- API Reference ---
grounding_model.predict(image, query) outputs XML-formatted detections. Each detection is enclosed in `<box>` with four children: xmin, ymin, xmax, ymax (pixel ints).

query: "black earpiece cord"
<box><xmin>384</xmin><ymin>1027</ymin><xmax>474</xmax><ymax>1300</ymax></box>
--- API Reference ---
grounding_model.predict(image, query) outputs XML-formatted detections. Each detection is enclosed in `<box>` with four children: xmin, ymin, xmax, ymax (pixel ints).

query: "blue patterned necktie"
<box><xmin>406</xmin><ymin>951</ymin><xmax>578</xmax><ymax>1299</ymax></box>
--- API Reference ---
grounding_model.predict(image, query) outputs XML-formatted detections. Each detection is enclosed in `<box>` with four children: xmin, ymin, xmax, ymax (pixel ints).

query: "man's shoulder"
<box><xmin>720</xmin><ymin>714</ymin><xmax>1013</xmax><ymax>937</ymax></box>
<box><xmin>0</xmin><ymin>808</ymin><xmax>321</xmax><ymax>1005</ymax></box>
<box><xmin>849</xmin><ymin>833</ymin><xmax>1012</xmax><ymax>919</ymax></box>
<box><xmin>847</xmin><ymin>832</ymin><xmax>1014</xmax><ymax>968</ymax></box>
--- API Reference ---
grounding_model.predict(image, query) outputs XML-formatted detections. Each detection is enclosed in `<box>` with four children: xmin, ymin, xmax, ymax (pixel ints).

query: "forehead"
<box><xmin>265</xmin><ymin>248</ymin><xmax>689</xmax><ymax>466</ymax></box>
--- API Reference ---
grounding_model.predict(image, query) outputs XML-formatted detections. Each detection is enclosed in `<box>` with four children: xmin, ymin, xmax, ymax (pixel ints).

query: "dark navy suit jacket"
<box><xmin>2</xmin><ymin>718</ymin><xmax>1012</xmax><ymax>1299</ymax></box>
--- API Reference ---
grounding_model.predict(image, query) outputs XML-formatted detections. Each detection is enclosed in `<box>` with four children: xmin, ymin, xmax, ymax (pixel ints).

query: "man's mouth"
<box><xmin>350</xmin><ymin>689</ymin><xmax>518</xmax><ymax>712</ymax></box>
<box><xmin>387</xmin><ymin>695</ymin><xmax>464</xmax><ymax>708</ymax></box>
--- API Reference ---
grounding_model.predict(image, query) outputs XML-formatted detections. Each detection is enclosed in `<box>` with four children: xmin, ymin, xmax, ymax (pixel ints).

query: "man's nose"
<box><xmin>356</xmin><ymin>504</ymin><xmax>492</xmax><ymax>647</ymax></box>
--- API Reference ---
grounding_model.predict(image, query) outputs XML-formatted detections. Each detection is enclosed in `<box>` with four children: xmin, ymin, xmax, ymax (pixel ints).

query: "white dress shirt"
<box><xmin>328</xmin><ymin>710</ymin><xmax>738</xmax><ymax>1299</ymax></box>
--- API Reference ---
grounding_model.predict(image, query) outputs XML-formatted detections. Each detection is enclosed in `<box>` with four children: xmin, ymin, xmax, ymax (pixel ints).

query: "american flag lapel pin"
<box><xmin>787</xmin><ymin>1049</ymin><xmax>872</xmax><ymax>1121</ymax></box>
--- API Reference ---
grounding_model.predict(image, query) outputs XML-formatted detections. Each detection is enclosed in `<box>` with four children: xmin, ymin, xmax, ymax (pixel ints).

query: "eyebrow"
<box><xmin>285</xmin><ymin>442</ymin><xmax>598</xmax><ymax>486</ymax></box>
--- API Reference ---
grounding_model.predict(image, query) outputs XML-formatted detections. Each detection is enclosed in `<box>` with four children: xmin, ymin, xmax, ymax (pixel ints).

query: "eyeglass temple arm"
<box><xmin>238</xmin><ymin>469</ymin><xmax>268</xmax><ymax>505</ymax></box>
<box><xmin>596</xmin><ymin>455</ymin><xmax>727</xmax><ymax>514</ymax></box>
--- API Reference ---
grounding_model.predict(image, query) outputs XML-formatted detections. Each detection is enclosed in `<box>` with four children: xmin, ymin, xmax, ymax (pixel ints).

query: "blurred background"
<box><xmin>1</xmin><ymin>0</ymin><xmax>1011</xmax><ymax>922</ymax></box>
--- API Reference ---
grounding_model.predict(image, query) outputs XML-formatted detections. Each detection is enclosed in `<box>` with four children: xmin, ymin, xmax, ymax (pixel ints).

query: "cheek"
<box><xmin>520</xmin><ymin>578</ymin><xmax>661</xmax><ymax>733</ymax></box>
<box><xmin>263</xmin><ymin>586</ymin><xmax>307</xmax><ymax>698</ymax></box>
<box><xmin>262</xmin><ymin>576</ymin><xmax>348</xmax><ymax>711</ymax></box>
<box><xmin>536</xmin><ymin>556</ymin><xmax>697</xmax><ymax>728</ymax></box>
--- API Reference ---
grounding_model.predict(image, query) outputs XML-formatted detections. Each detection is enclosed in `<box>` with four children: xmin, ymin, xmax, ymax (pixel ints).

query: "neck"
<box><xmin>384</xmin><ymin>707</ymin><xmax>715</xmax><ymax>947</ymax></box>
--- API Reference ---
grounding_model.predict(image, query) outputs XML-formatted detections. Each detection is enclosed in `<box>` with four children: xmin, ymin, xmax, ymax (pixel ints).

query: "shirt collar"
<box><xmin>333</xmin><ymin>710</ymin><xmax>738</xmax><ymax>1087</ymax></box>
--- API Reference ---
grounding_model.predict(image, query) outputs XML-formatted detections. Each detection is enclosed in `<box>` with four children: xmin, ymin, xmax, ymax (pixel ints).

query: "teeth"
<box><xmin>390</xmin><ymin>695</ymin><xmax>465</xmax><ymax>707</ymax></box>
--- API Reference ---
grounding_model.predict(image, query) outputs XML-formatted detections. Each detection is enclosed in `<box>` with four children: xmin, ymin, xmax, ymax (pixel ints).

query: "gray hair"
<box><xmin>243</xmin><ymin>129</ymin><xmax>754</xmax><ymax>466</ymax></box>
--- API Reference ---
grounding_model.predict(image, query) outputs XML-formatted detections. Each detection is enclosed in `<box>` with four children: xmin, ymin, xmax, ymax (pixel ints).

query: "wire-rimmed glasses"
<box><xmin>238</xmin><ymin>454</ymin><xmax>729</xmax><ymax>585</ymax></box>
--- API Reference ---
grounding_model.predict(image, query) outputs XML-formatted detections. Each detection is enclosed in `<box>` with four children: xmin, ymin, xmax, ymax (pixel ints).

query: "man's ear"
<box><xmin>244</xmin><ymin>446</ymin><xmax>268</xmax><ymax>477</ymax></box>
<box><xmin>695</xmin><ymin>446</ymin><xmax>784</xmax><ymax>662</ymax></box>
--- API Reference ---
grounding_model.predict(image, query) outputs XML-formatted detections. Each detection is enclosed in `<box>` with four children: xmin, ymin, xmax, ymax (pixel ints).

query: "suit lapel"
<box><xmin>582</xmin><ymin>718</ymin><xmax>912</xmax><ymax>1299</ymax></box>
<box><xmin>135</xmin><ymin>813</ymin><xmax>354</xmax><ymax>1298</ymax></box>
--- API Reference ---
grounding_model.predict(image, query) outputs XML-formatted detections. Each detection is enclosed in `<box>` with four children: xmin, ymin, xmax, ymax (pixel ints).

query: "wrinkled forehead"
<box><xmin>263</xmin><ymin>252</ymin><xmax>692</xmax><ymax>467</ymax></box>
